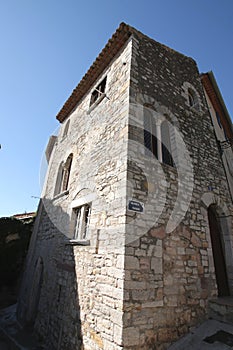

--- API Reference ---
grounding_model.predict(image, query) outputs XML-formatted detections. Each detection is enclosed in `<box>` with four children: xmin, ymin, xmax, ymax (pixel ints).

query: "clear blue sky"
<box><xmin>0</xmin><ymin>0</ymin><xmax>232</xmax><ymax>217</ymax></box>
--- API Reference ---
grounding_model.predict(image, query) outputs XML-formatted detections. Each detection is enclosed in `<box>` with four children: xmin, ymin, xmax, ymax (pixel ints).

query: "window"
<box><xmin>144</xmin><ymin>107</ymin><xmax>174</xmax><ymax>167</ymax></box>
<box><xmin>161</xmin><ymin>121</ymin><xmax>174</xmax><ymax>167</ymax></box>
<box><xmin>62</xmin><ymin>120</ymin><xmax>70</xmax><ymax>138</ymax></box>
<box><xmin>144</xmin><ymin>108</ymin><xmax>158</xmax><ymax>158</ymax></box>
<box><xmin>54</xmin><ymin>163</ymin><xmax>64</xmax><ymax>196</ymax></box>
<box><xmin>90</xmin><ymin>76</ymin><xmax>107</xmax><ymax>107</ymax></box>
<box><xmin>54</xmin><ymin>154</ymin><xmax>73</xmax><ymax>196</ymax></box>
<box><xmin>62</xmin><ymin>154</ymin><xmax>73</xmax><ymax>191</ymax></box>
<box><xmin>73</xmin><ymin>204</ymin><xmax>91</xmax><ymax>240</ymax></box>
<box><xmin>188</xmin><ymin>88</ymin><xmax>199</xmax><ymax>111</ymax></box>
<box><xmin>182</xmin><ymin>82</ymin><xmax>201</xmax><ymax>113</ymax></box>
<box><xmin>215</xmin><ymin>112</ymin><xmax>222</xmax><ymax>129</ymax></box>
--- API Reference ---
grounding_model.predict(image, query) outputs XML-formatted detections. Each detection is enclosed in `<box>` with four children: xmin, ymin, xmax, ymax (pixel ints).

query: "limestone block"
<box><xmin>151</xmin><ymin>257</ymin><xmax>163</xmax><ymax>274</ymax></box>
<box><xmin>123</xmin><ymin>327</ymin><xmax>140</xmax><ymax>346</ymax></box>
<box><xmin>125</xmin><ymin>255</ymin><xmax>139</xmax><ymax>269</ymax></box>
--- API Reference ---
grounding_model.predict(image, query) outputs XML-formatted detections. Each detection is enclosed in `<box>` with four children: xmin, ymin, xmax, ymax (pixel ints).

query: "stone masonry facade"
<box><xmin>17</xmin><ymin>23</ymin><xmax>233</xmax><ymax>349</ymax></box>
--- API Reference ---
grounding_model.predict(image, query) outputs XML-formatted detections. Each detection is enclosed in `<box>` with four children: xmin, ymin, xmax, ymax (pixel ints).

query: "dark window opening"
<box><xmin>188</xmin><ymin>89</ymin><xmax>194</xmax><ymax>107</ymax></box>
<box><xmin>188</xmin><ymin>88</ymin><xmax>199</xmax><ymax>111</ymax></box>
<box><xmin>144</xmin><ymin>130</ymin><xmax>158</xmax><ymax>158</ymax></box>
<box><xmin>162</xmin><ymin>143</ymin><xmax>174</xmax><ymax>167</ymax></box>
<box><xmin>144</xmin><ymin>108</ymin><xmax>158</xmax><ymax>159</ymax></box>
<box><xmin>143</xmin><ymin>107</ymin><xmax>174</xmax><ymax>167</ymax></box>
<box><xmin>90</xmin><ymin>77</ymin><xmax>107</xmax><ymax>107</ymax></box>
<box><xmin>161</xmin><ymin>121</ymin><xmax>174</xmax><ymax>167</ymax></box>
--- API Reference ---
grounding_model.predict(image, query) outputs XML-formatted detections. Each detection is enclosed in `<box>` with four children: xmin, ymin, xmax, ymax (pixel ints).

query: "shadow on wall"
<box><xmin>17</xmin><ymin>199</ymin><xmax>83</xmax><ymax>350</ymax></box>
<box><xmin>0</xmin><ymin>216</ymin><xmax>34</xmax><ymax>309</ymax></box>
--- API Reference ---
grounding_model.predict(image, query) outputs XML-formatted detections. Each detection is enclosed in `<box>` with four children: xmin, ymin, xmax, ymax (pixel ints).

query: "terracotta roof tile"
<box><xmin>56</xmin><ymin>23</ymin><xmax>133</xmax><ymax>123</ymax></box>
<box><xmin>56</xmin><ymin>22</ymin><xmax>197</xmax><ymax>123</ymax></box>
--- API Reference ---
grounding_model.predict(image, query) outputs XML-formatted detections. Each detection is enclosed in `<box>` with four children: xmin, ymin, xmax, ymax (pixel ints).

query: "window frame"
<box><xmin>182</xmin><ymin>82</ymin><xmax>202</xmax><ymax>114</ymax></box>
<box><xmin>143</xmin><ymin>107</ymin><xmax>175</xmax><ymax>168</ymax></box>
<box><xmin>187</xmin><ymin>87</ymin><xmax>200</xmax><ymax>111</ymax></box>
<box><xmin>88</xmin><ymin>76</ymin><xmax>107</xmax><ymax>112</ymax></box>
<box><xmin>161</xmin><ymin>120</ymin><xmax>174</xmax><ymax>167</ymax></box>
<box><xmin>73</xmin><ymin>203</ymin><xmax>92</xmax><ymax>241</ymax></box>
<box><xmin>54</xmin><ymin>153</ymin><xmax>73</xmax><ymax>197</ymax></box>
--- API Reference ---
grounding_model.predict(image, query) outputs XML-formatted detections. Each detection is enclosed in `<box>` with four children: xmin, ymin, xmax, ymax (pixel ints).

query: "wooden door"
<box><xmin>208</xmin><ymin>206</ymin><xmax>230</xmax><ymax>297</ymax></box>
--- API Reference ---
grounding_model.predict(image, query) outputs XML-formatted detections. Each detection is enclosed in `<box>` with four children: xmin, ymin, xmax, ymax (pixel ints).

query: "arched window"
<box><xmin>62</xmin><ymin>154</ymin><xmax>73</xmax><ymax>191</ymax></box>
<box><xmin>182</xmin><ymin>82</ymin><xmax>201</xmax><ymax>113</ymax></box>
<box><xmin>161</xmin><ymin>121</ymin><xmax>174</xmax><ymax>167</ymax></box>
<box><xmin>54</xmin><ymin>153</ymin><xmax>73</xmax><ymax>196</ymax></box>
<box><xmin>188</xmin><ymin>88</ymin><xmax>199</xmax><ymax>111</ymax></box>
<box><xmin>144</xmin><ymin>107</ymin><xmax>174</xmax><ymax>167</ymax></box>
<box><xmin>144</xmin><ymin>108</ymin><xmax>157</xmax><ymax>158</ymax></box>
<box><xmin>54</xmin><ymin>162</ymin><xmax>64</xmax><ymax>196</ymax></box>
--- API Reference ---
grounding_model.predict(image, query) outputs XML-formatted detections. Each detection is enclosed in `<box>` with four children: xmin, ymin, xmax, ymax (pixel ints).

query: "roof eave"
<box><xmin>56</xmin><ymin>22</ymin><xmax>133</xmax><ymax>123</ymax></box>
<box><xmin>202</xmin><ymin>71</ymin><xmax>233</xmax><ymax>133</ymax></box>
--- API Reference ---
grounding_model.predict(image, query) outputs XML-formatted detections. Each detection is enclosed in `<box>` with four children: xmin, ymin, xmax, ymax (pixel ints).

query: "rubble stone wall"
<box><xmin>17</xmin><ymin>29</ymin><xmax>233</xmax><ymax>350</ymax></box>
<box><xmin>122</xmin><ymin>33</ymin><xmax>233</xmax><ymax>349</ymax></box>
<box><xmin>18</xmin><ymin>38</ymin><xmax>133</xmax><ymax>350</ymax></box>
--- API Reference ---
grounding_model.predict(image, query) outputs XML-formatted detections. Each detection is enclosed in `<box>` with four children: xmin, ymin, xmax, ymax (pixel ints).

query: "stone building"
<box><xmin>17</xmin><ymin>23</ymin><xmax>233</xmax><ymax>349</ymax></box>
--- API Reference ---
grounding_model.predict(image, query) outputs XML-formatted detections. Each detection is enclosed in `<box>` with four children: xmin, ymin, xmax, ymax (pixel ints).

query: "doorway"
<box><xmin>208</xmin><ymin>205</ymin><xmax>230</xmax><ymax>297</ymax></box>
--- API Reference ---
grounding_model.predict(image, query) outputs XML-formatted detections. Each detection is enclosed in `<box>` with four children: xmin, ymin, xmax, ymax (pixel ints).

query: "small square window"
<box><xmin>73</xmin><ymin>204</ymin><xmax>91</xmax><ymax>240</ymax></box>
<box><xmin>90</xmin><ymin>77</ymin><xmax>107</xmax><ymax>107</ymax></box>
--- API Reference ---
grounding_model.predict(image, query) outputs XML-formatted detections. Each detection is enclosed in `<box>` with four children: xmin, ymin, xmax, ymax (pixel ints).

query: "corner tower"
<box><xmin>18</xmin><ymin>23</ymin><xmax>233</xmax><ymax>349</ymax></box>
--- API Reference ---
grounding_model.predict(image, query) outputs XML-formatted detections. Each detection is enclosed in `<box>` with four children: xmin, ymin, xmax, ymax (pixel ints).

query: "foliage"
<box><xmin>0</xmin><ymin>216</ymin><xmax>35</xmax><ymax>286</ymax></box>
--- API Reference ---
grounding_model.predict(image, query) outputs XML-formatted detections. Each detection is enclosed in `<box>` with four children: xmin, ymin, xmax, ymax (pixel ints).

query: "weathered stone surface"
<box><xmin>17</xmin><ymin>23</ymin><xmax>233</xmax><ymax>350</ymax></box>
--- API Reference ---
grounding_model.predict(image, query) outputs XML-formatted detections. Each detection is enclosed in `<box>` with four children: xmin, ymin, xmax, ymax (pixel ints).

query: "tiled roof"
<box><xmin>13</xmin><ymin>212</ymin><xmax>36</xmax><ymax>220</ymax></box>
<box><xmin>56</xmin><ymin>22</ymin><xmax>196</xmax><ymax>123</ymax></box>
<box><xmin>56</xmin><ymin>22</ymin><xmax>133</xmax><ymax>123</ymax></box>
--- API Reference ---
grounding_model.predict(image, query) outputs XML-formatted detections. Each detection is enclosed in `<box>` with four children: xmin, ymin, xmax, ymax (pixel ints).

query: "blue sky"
<box><xmin>0</xmin><ymin>0</ymin><xmax>232</xmax><ymax>216</ymax></box>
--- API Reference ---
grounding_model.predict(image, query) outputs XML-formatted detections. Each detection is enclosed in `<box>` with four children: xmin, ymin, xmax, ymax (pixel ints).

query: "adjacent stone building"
<box><xmin>17</xmin><ymin>23</ymin><xmax>233</xmax><ymax>349</ymax></box>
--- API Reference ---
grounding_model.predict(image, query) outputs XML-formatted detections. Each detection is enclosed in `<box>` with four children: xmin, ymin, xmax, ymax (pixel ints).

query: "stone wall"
<box><xmin>17</xmin><ymin>26</ymin><xmax>233</xmax><ymax>350</ymax></box>
<box><xmin>122</xmin><ymin>32</ymin><xmax>233</xmax><ymax>348</ymax></box>
<box><xmin>18</xmin><ymin>38</ymin><xmax>133</xmax><ymax>349</ymax></box>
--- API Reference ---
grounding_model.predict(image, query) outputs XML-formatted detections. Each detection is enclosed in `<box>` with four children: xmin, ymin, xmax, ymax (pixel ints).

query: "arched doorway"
<box><xmin>208</xmin><ymin>205</ymin><xmax>230</xmax><ymax>297</ymax></box>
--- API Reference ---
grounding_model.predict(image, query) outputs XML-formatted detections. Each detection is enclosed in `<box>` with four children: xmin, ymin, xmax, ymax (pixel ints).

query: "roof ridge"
<box><xmin>56</xmin><ymin>22</ymin><xmax>196</xmax><ymax>123</ymax></box>
<box><xmin>56</xmin><ymin>22</ymin><xmax>133</xmax><ymax>122</ymax></box>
